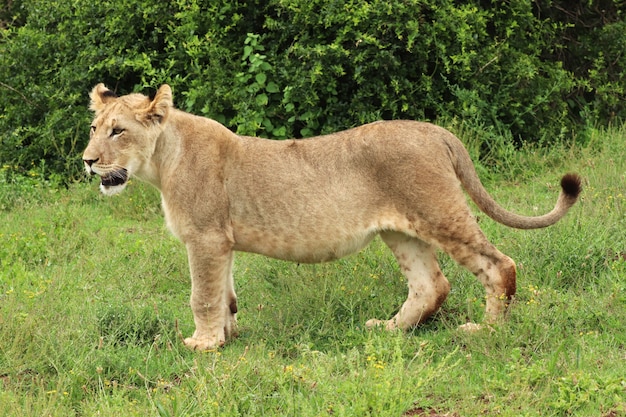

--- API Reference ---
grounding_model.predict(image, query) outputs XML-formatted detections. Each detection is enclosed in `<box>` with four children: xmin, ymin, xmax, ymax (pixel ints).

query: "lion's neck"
<box><xmin>133</xmin><ymin>113</ymin><xmax>185</xmax><ymax>190</ymax></box>
<box><xmin>138</xmin><ymin>110</ymin><xmax>240</xmax><ymax>193</ymax></box>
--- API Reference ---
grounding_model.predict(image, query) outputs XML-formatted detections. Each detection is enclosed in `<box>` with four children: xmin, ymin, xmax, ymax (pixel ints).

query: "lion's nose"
<box><xmin>83</xmin><ymin>158</ymin><xmax>99</xmax><ymax>167</ymax></box>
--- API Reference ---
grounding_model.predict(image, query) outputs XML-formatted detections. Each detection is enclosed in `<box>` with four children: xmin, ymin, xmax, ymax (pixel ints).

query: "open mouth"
<box><xmin>100</xmin><ymin>169</ymin><xmax>129</xmax><ymax>187</ymax></box>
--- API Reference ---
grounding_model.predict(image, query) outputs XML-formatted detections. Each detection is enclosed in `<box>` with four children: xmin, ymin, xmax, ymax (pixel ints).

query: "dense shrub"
<box><xmin>0</xmin><ymin>0</ymin><xmax>624</xmax><ymax>180</ymax></box>
<box><xmin>534</xmin><ymin>0</ymin><xmax>626</xmax><ymax>124</ymax></box>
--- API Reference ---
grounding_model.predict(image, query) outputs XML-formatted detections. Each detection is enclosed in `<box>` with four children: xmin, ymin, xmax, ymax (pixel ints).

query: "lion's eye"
<box><xmin>111</xmin><ymin>128</ymin><xmax>125</xmax><ymax>137</ymax></box>
<box><xmin>90</xmin><ymin>126</ymin><xmax>96</xmax><ymax>134</ymax></box>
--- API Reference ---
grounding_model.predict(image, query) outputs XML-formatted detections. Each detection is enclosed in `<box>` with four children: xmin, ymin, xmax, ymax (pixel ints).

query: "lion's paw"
<box><xmin>365</xmin><ymin>318</ymin><xmax>399</xmax><ymax>331</ymax></box>
<box><xmin>183</xmin><ymin>335</ymin><xmax>225</xmax><ymax>351</ymax></box>
<box><xmin>457</xmin><ymin>322</ymin><xmax>494</xmax><ymax>333</ymax></box>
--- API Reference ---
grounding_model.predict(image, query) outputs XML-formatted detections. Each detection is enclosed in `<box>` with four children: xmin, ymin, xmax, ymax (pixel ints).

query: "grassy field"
<box><xmin>1</xmin><ymin>126</ymin><xmax>625</xmax><ymax>416</ymax></box>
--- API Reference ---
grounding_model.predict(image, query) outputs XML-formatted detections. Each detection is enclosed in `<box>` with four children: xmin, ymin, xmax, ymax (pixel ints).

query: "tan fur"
<box><xmin>83</xmin><ymin>84</ymin><xmax>582</xmax><ymax>350</ymax></box>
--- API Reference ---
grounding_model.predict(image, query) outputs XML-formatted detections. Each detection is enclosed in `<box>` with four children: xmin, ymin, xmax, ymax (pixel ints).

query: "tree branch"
<box><xmin>0</xmin><ymin>81</ymin><xmax>44</xmax><ymax>110</ymax></box>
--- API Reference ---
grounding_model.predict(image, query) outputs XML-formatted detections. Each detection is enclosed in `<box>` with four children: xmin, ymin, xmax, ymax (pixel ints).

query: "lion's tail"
<box><xmin>447</xmin><ymin>135</ymin><xmax>582</xmax><ymax>230</ymax></box>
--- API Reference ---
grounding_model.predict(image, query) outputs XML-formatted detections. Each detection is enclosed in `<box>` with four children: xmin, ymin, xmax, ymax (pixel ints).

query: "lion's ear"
<box><xmin>139</xmin><ymin>84</ymin><xmax>173</xmax><ymax>125</ymax></box>
<box><xmin>89</xmin><ymin>84</ymin><xmax>117</xmax><ymax>113</ymax></box>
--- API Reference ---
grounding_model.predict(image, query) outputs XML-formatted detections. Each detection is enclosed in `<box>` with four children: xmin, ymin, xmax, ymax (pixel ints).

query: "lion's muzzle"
<box><xmin>83</xmin><ymin>157</ymin><xmax>129</xmax><ymax>195</ymax></box>
<box><xmin>100</xmin><ymin>169</ymin><xmax>129</xmax><ymax>187</ymax></box>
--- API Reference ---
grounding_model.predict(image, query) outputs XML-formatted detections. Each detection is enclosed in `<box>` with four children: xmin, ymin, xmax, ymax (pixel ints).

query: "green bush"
<box><xmin>1</xmin><ymin>0</ymin><xmax>624</xmax><ymax>181</ymax></box>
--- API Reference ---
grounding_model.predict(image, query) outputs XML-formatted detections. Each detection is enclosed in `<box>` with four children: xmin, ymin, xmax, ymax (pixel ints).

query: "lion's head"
<box><xmin>83</xmin><ymin>84</ymin><xmax>173</xmax><ymax>195</ymax></box>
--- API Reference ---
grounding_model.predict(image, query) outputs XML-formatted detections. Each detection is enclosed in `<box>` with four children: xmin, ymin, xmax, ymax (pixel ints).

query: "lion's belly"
<box><xmin>230</xmin><ymin>207</ymin><xmax>419</xmax><ymax>263</ymax></box>
<box><xmin>231</xmin><ymin>222</ymin><xmax>378</xmax><ymax>263</ymax></box>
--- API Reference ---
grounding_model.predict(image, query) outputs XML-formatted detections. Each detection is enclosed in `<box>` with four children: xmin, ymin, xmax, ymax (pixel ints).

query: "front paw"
<box><xmin>183</xmin><ymin>334</ymin><xmax>225</xmax><ymax>351</ymax></box>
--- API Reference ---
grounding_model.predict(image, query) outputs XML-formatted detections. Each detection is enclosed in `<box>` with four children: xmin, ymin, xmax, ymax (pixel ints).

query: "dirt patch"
<box><xmin>602</xmin><ymin>410</ymin><xmax>625</xmax><ymax>417</ymax></box>
<box><xmin>403</xmin><ymin>407</ymin><xmax>460</xmax><ymax>417</ymax></box>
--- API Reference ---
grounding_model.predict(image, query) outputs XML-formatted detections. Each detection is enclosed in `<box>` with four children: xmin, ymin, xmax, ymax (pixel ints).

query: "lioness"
<box><xmin>83</xmin><ymin>84</ymin><xmax>581</xmax><ymax>350</ymax></box>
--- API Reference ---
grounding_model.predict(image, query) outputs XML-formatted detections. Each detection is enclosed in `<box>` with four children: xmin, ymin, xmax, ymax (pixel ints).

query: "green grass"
<box><xmin>1</xmin><ymin>127</ymin><xmax>625</xmax><ymax>416</ymax></box>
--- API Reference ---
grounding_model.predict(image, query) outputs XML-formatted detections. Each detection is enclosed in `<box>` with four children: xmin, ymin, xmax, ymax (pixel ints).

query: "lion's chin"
<box><xmin>100</xmin><ymin>182</ymin><xmax>127</xmax><ymax>196</ymax></box>
<box><xmin>99</xmin><ymin>169</ymin><xmax>128</xmax><ymax>196</ymax></box>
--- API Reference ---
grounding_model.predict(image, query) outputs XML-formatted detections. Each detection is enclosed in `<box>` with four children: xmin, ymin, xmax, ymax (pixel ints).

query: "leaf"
<box><xmin>155</xmin><ymin>402</ymin><xmax>171</xmax><ymax>417</ymax></box>
<box><xmin>272</xmin><ymin>125</ymin><xmax>287</xmax><ymax>137</ymax></box>
<box><xmin>255</xmin><ymin>94</ymin><xmax>268</xmax><ymax>106</ymax></box>
<box><xmin>255</xmin><ymin>73</ymin><xmax>267</xmax><ymax>85</ymax></box>
<box><xmin>243</xmin><ymin>45</ymin><xmax>253</xmax><ymax>60</ymax></box>
<box><xmin>266</xmin><ymin>81</ymin><xmax>280</xmax><ymax>93</ymax></box>
<box><xmin>262</xmin><ymin>118</ymin><xmax>274</xmax><ymax>131</ymax></box>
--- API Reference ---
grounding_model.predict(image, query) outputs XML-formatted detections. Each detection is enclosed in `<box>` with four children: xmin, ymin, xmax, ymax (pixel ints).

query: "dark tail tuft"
<box><xmin>561</xmin><ymin>173</ymin><xmax>582</xmax><ymax>199</ymax></box>
<box><xmin>102</xmin><ymin>89</ymin><xmax>118</xmax><ymax>99</ymax></box>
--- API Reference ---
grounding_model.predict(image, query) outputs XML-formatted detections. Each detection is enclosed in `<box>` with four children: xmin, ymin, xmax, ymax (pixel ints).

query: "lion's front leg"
<box><xmin>183</xmin><ymin>236</ymin><xmax>236</xmax><ymax>350</ymax></box>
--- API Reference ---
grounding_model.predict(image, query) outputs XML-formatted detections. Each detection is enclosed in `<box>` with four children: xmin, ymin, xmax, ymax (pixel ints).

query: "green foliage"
<box><xmin>1</xmin><ymin>0</ymin><xmax>625</xmax><ymax>180</ymax></box>
<box><xmin>226</xmin><ymin>33</ymin><xmax>288</xmax><ymax>138</ymax></box>
<box><xmin>534</xmin><ymin>0</ymin><xmax>626</xmax><ymax>124</ymax></box>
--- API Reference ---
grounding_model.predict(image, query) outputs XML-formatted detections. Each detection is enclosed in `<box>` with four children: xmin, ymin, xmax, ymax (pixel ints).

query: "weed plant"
<box><xmin>1</xmin><ymin>128</ymin><xmax>625</xmax><ymax>416</ymax></box>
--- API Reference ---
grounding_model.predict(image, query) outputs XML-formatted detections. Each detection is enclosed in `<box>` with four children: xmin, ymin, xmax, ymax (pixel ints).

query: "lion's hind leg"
<box><xmin>429</xmin><ymin>218</ymin><xmax>517</xmax><ymax>326</ymax></box>
<box><xmin>447</xmin><ymin>241</ymin><xmax>516</xmax><ymax>325</ymax></box>
<box><xmin>366</xmin><ymin>232</ymin><xmax>450</xmax><ymax>331</ymax></box>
